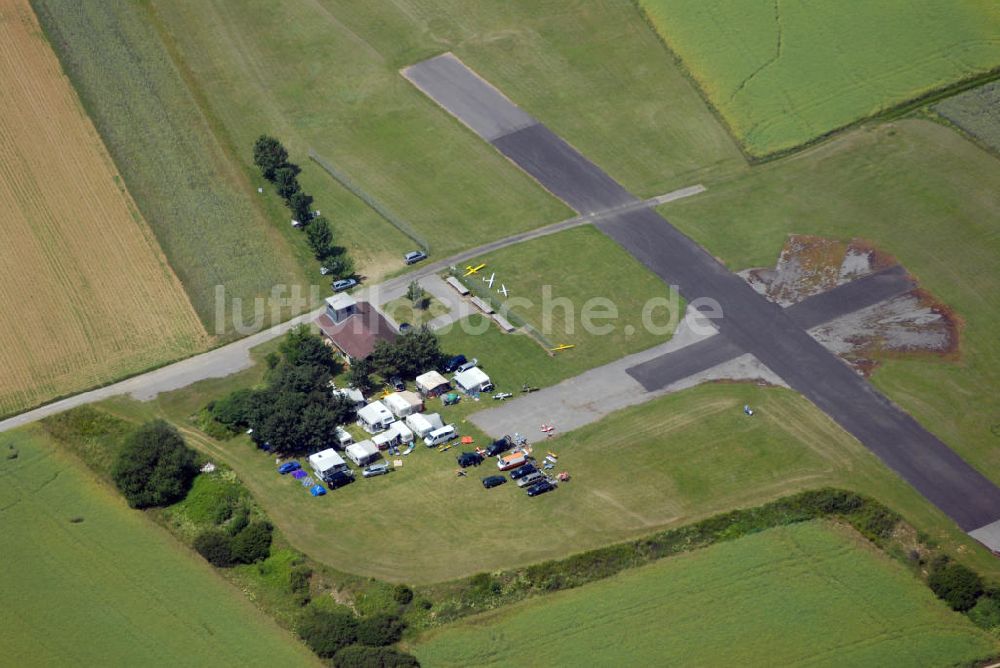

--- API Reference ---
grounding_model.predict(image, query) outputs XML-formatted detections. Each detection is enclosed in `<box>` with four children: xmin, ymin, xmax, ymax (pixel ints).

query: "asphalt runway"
<box><xmin>406</xmin><ymin>53</ymin><xmax>1000</xmax><ymax>543</ymax></box>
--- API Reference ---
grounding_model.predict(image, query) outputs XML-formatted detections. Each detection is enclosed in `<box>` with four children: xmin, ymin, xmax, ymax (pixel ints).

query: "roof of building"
<box><xmin>315</xmin><ymin>301</ymin><xmax>396</xmax><ymax>359</ymax></box>
<box><xmin>454</xmin><ymin>366</ymin><xmax>491</xmax><ymax>390</ymax></box>
<box><xmin>325</xmin><ymin>293</ymin><xmax>357</xmax><ymax>311</ymax></box>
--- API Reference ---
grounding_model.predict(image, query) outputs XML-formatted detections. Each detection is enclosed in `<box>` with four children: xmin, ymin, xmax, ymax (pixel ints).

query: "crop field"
<box><xmin>412</xmin><ymin>521</ymin><xmax>998</xmax><ymax>666</ymax></box>
<box><xmin>0</xmin><ymin>427</ymin><xmax>317</xmax><ymax>666</ymax></box>
<box><xmin>661</xmin><ymin>119</ymin><xmax>1000</xmax><ymax>502</ymax></box>
<box><xmin>935</xmin><ymin>80</ymin><xmax>1000</xmax><ymax>154</ymax></box>
<box><xmin>640</xmin><ymin>0</ymin><xmax>1000</xmax><ymax>156</ymax></box>
<box><xmin>436</xmin><ymin>225</ymin><xmax>682</xmax><ymax>388</ymax></box>
<box><xmin>130</xmin><ymin>0</ymin><xmax>741</xmax><ymax>279</ymax></box>
<box><xmin>31</xmin><ymin>0</ymin><xmax>308</xmax><ymax>331</ymax></box>
<box><xmin>0</xmin><ymin>0</ymin><xmax>207</xmax><ymax>418</ymax></box>
<box><xmin>96</xmin><ymin>366</ymin><xmax>1000</xmax><ymax>585</ymax></box>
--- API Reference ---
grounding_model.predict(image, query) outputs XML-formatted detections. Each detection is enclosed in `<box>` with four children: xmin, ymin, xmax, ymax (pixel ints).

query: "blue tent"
<box><xmin>310</xmin><ymin>485</ymin><xmax>327</xmax><ymax>497</ymax></box>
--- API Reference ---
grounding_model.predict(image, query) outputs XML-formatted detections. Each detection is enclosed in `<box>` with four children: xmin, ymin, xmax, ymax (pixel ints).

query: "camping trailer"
<box><xmin>383</xmin><ymin>390</ymin><xmax>424</xmax><ymax>418</ymax></box>
<box><xmin>345</xmin><ymin>440</ymin><xmax>380</xmax><ymax>467</ymax></box>
<box><xmin>405</xmin><ymin>412</ymin><xmax>444</xmax><ymax>438</ymax></box>
<box><xmin>309</xmin><ymin>448</ymin><xmax>350</xmax><ymax>479</ymax></box>
<box><xmin>453</xmin><ymin>366</ymin><xmax>493</xmax><ymax>394</ymax></box>
<box><xmin>415</xmin><ymin>370</ymin><xmax>451</xmax><ymax>397</ymax></box>
<box><xmin>334</xmin><ymin>426</ymin><xmax>354</xmax><ymax>448</ymax></box>
<box><xmin>357</xmin><ymin>400</ymin><xmax>396</xmax><ymax>433</ymax></box>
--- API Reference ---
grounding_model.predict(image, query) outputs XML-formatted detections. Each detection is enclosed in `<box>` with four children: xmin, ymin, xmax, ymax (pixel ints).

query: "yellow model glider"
<box><xmin>463</xmin><ymin>263</ymin><xmax>486</xmax><ymax>277</ymax></box>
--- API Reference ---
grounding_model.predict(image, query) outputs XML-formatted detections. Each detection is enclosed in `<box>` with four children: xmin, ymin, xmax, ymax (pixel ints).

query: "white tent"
<box><xmin>357</xmin><ymin>400</ymin><xmax>395</xmax><ymax>433</ymax></box>
<box><xmin>383</xmin><ymin>390</ymin><xmax>424</xmax><ymax>418</ymax></box>
<box><xmin>405</xmin><ymin>412</ymin><xmax>444</xmax><ymax>438</ymax></box>
<box><xmin>390</xmin><ymin>420</ymin><xmax>414</xmax><ymax>444</ymax></box>
<box><xmin>332</xmin><ymin>387</ymin><xmax>365</xmax><ymax>407</ymax></box>
<box><xmin>345</xmin><ymin>440</ymin><xmax>380</xmax><ymax>466</ymax></box>
<box><xmin>415</xmin><ymin>370</ymin><xmax>451</xmax><ymax>396</ymax></box>
<box><xmin>453</xmin><ymin>366</ymin><xmax>493</xmax><ymax>394</ymax></box>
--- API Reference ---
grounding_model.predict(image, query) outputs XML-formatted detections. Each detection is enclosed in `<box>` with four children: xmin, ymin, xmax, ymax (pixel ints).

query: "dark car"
<box><xmin>442</xmin><ymin>354</ymin><xmax>467</xmax><ymax>373</ymax></box>
<box><xmin>457</xmin><ymin>452</ymin><xmax>484</xmax><ymax>468</ymax></box>
<box><xmin>323</xmin><ymin>470</ymin><xmax>355</xmax><ymax>490</ymax></box>
<box><xmin>398</xmin><ymin>322</ymin><xmax>413</xmax><ymax>334</ymax></box>
<box><xmin>481</xmin><ymin>475</ymin><xmax>507</xmax><ymax>489</ymax></box>
<box><xmin>388</xmin><ymin>376</ymin><xmax>405</xmax><ymax>391</ymax></box>
<box><xmin>277</xmin><ymin>461</ymin><xmax>301</xmax><ymax>475</ymax></box>
<box><xmin>485</xmin><ymin>436</ymin><xmax>512</xmax><ymax>457</ymax></box>
<box><xmin>509</xmin><ymin>463</ymin><xmax>537</xmax><ymax>481</ymax></box>
<box><xmin>526</xmin><ymin>480</ymin><xmax>555</xmax><ymax>497</ymax></box>
<box><xmin>404</xmin><ymin>250</ymin><xmax>428</xmax><ymax>265</ymax></box>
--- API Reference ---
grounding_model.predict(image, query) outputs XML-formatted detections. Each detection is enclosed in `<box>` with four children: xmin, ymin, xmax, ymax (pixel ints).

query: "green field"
<box><xmin>641</xmin><ymin>0</ymin><xmax>1000</xmax><ymax>156</ymax></box>
<box><xmin>935</xmin><ymin>80</ymin><xmax>1000</xmax><ymax>154</ymax></box>
<box><xmin>660</xmin><ymin>119</ymin><xmax>1000</xmax><ymax>495</ymax></box>
<box><xmin>0</xmin><ymin>428</ymin><xmax>317</xmax><ymax>667</ymax></box>
<box><xmin>412</xmin><ymin>521</ymin><xmax>998</xmax><ymax>666</ymax></box>
<box><xmin>31</xmin><ymin>0</ymin><xmax>308</xmax><ymax>331</ymax></box>
<box><xmin>133</xmin><ymin>0</ymin><xmax>741</xmax><ymax>280</ymax></box>
<box><xmin>436</xmin><ymin>225</ymin><xmax>681</xmax><ymax>388</ymax></box>
<box><xmin>95</xmin><ymin>360</ymin><xmax>1000</xmax><ymax>585</ymax></box>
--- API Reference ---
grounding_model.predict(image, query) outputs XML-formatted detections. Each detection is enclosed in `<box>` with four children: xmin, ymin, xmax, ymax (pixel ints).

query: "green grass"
<box><xmin>411</xmin><ymin>521</ymin><xmax>998</xmax><ymax>667</ymax></box>
<box><xmin>436</xmin><ymin>225</ymin><xmax>682</xmax><ymax>388</ymax></box>
<box><xmin>95</xmin><ymin>371</ymin><xmax>1000</xmax><ymax>585</ymax></box>
<box><xmin>640</xmin><ymin>0</ymin><xmax>1000</xmax><ymax>156</ymax></box>
<box><xmin>31</xmin><ymin>0</ymin><xmax>308</xmax><ymax>332</ymax></box>
<box><xmin>0</xmin><ymin>427</ymin><xmax>318</xmax><ymax>667</ymax></box>
<box><xmin>659</xmin><ymin>119</ymin><xmax>1000</xmax><ymax>495</ymax></box>
<box><xmin>383</xmin><ymin>295</ymin><xmax>450</xmax><ymax>328</ymax></box>
<box><xmin>137</xmin><ymin>0</ymin><xmax>741</xmax><ymax>281</ymax></box>
<box><xmin>935</xmin><ymin>80</ymin><xmax>1000</xmax><ymax>154</ymax></box>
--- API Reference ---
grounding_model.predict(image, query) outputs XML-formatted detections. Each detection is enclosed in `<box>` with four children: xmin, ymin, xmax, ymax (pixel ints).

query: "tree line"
<box><xmin>253</xmin><ymin>135</ymin><xmax>354</xmax><ymax>280</ymax></box>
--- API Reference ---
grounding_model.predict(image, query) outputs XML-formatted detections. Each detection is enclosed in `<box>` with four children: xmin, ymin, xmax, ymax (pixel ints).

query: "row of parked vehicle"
<box><xmin>457</xmin><ymin>435</ymin><xmax>557</xmax><ymax>498</ymax></box>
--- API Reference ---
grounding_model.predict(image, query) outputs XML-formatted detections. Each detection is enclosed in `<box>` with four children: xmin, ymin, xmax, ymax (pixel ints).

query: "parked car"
<box><xmin>442</xmin><ymin>354</ymin><xmax>467</xmax><ymax>373</ymax></box>
<box><xmin>457</xmin><ymin>452</ymin><xmax>484</xmax><ymax>468</ymax></box>
<box><xmin>323</xmin><ymin>470</ymin><xmax>355</xmax><ymax>490</ymax></box>
<box><xmin>389</xmin><ymin>376</ymin><xmax>405</xmax><ymax>391</ymax></box>
<box><xmin>404</xmin><ymin>250</ymin><xmax>428</xmax><ymax>265</ymax></box>
<box><xmin>332</xmin><ymin>278</ymin><xmax>358</xmax><ymax>292</ymax></box>
<box><xmin>509</xmin><ymin>463</ymin><xmax>537</xmax><ymax>480</ymax></box>
<box><xmin>526</xmin><ymin>480</ymin><xmax>555</xmax><ymax>497</ymax></box>
<box><xmin>456</xmin><ymin>358</ymin><xmax>479</xmax><ymax>373</ymax></box>
<box><xmin>277</xmin><ymin>461</ymin><xmax>301</xmax><ymax>475</ymax></box>
<box><xmin>516</xmin><ymin>471</ymin><xmax>546</xmax><ymax>488</ymax></box>
<box><xmin>481</xmin><ymin>475</ymin><xmax>507</xmax><ymax>489</ymax></box>
<box><xmin>363</xmin><ymin>462</ymin><xmax>391</xmax><ymax>478</ymax></box>
<box><xmin>398</xmin><ymin>322</ymin><xmax>413</xmax><ymax>334</ymax></box>
<box><xmin>485</xmin><ymin>436</ymin><xmax>512</xmax><ymax>457</ymax></box>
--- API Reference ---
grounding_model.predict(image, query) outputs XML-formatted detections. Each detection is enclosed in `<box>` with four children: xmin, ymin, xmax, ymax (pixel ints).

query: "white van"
<box><xmin>423</xmin><ymin>424</ymin><xmax>457</xmax><ymax>447</ymax></box>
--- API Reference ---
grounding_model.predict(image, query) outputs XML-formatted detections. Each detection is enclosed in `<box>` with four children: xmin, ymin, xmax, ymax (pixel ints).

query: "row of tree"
<box><xmin>253</xmin><ymin>135</ymin><xmax>353</xmax><ymax>280</ymax></box>
<box><xmin>210</xmin><ymin>326</ymin><xmax>356</xmax><ymax>454</ymax></box>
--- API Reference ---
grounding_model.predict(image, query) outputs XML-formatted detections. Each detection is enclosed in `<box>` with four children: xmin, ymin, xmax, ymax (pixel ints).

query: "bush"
<box><xmin>392</xmin><ymin>584</ymin><xmax>413</xmax><ymax>605</ymax></box>
<box><xmin>231</xmin><ymin>521</ymin><xmax>273</xmax><ymax>564</ymax></box>
<box><xmin>111</xmin><ymin>420</ymin><xmax>197</xmax><ymax>508</ymax></box>
<box><xmin>968</xmin><ymin>595</ymin><xmax>1000</xmax><ymax>629</ymax></box>
<box><xmin>355</xmin><ymin>613</ymin><xmax>405</xmax><ymax>647</ymax></box>
<box><xmin>297</xmin><ymin>608</ymin><xmax>358</xmax><ymax>658</ymax></box>
<box><xmin>226</xmin><ymin>506</ymin><xmax>250</xmax><ymax>536</ymax></box>
<box><xmin>210</xmin><ymin>389</ymin><xmax>261</xmax><ymax>430</ymax></box>
<box><xmin>928</xmin><ymin>562</ymin><xmax>983</xmax><ymax>611</ymax></box>
<box><xmin>194</xmin><ymin>530</ymin><xmax>233</xmax><ymax>567</ymax></box>
<box><xmin>290</xmin><ymin>565</ymin><xmax>313</xmax><ymax>606</ymax></box>
<box><xmin>333</xmin><ymin>645</ymin><xmax>420</xmax><ymax>668</ymax></box>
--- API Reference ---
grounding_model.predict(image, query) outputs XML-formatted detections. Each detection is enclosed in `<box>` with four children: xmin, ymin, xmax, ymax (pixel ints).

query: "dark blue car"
<box><xmin>278</xmin><ymin>461</ymin><xmax>301</xmax><ymax>475</ymax></box>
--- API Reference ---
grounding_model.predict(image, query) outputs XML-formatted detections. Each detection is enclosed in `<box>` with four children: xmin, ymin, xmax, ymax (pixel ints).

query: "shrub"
<box><xmin>210</xmin><ymin>389</ymin><xmax>261</xmax><ymax>430</ymax></box>
<box><xmin>333</xmin><ymin>645</ymin><xmax>420</xmax><ymax>668</ymax></box>
<box><xmin>355</xmin><ymin>613</ymin><xmax>405</xmax><ymax>647</ymax></box>
<box><xmin>968</xmin><ymin>595</ymin><xmax>1000</xmax><ymax>629</ymax></box>
<box><xmin>231</xmin><ymin>521</ymin><xmax>273</xmax><ymax>564</ymax></box>
<box><xmin>297</xmin><ymin>608</ymin><xmax>358</xmax><ymax>658</ymax></box>
<box><xmin>111</xmin><ymin>420</ymin><xmax>197</xmax><ymax>508</ymax></box>
<box><xmin>194</xmin><ymin>530</ymin><xmax>233</xmax><ymax>567</ymax></box>
<box><xmin>928</xmin><ymin>562</ymin><xmax>983</xmax><ymax>611</ymax></box>
<box><xmin>226</xmin><ymin>506</ymin><xmax>250</xmax><ymax>536</ymax></box>
<box><xmin>290</xmin><ymin>565</ymin><xmax>313</xmax><ymax>606</ymax></box>
<box><xmin>392</xmin><ymin>584</ymin><xmax>413</xmax><ymax>605</ymax></box>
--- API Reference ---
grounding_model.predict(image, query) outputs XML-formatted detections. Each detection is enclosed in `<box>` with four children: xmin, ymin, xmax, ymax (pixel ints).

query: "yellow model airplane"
<box><xmin>463</xmin><ymin>263</ymin><xmax>486</xmax><ymax>277</ymax></box>
<box><xmin>549</xmin><ymin>344</ymin><xmax>575</xmax><ymax>353</ymax></box>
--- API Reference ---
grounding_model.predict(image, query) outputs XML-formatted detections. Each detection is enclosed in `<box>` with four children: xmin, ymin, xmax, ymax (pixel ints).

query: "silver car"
<box><xmin>362</xmin><ymin>462</ymin><xmax>390</xmax><ymax>478</ymax></box>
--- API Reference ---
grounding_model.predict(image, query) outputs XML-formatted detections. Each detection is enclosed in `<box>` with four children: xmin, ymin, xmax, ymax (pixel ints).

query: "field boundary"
<box><xmin>630</xmin><ymin>0</ymin><xmax>1000</xmax><ymax>163</ymax></box>
<box><xmin>309</xmin><ymin>149</ymin><xmax>429</xmax><ymax>252</ymax></box>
